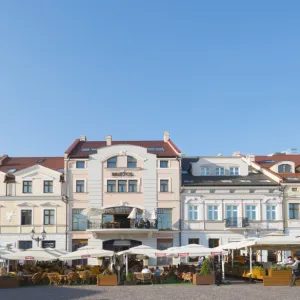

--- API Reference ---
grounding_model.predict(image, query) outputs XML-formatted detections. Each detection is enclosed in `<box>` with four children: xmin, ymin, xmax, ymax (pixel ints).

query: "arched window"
<box><xmin>107</xmin><ymin>156</ymin><xmax>117</xmax><ymax>168</ymax></box>
<box><xmin>127</xmin><ymin>156</ymin><xmax>137</xmax><ymax>168</ymax></box>
<box><xmin>278</xmin><ymin>164</ymin><xmax>291</xmax><ymax>173</ymax></box>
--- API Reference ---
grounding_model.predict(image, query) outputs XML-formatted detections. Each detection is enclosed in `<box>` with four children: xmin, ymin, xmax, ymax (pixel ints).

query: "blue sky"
<box><xmin>0</xmin><ymin>1</ymin><xmax>299</xmax><ymax>157</ymax></box>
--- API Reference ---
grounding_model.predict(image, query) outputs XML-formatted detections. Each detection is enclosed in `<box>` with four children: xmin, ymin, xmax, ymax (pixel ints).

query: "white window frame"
<box><xmin>159</xmin><ymin>178</ymin><xmax>171</xmax><ymax>192</ymax></box>
<box><xmin>266</xmin><ymin>205</ymin><xmax>276</xmax><ymax>221</ymax></box>
<box><xmin>188</xmin><ymin>205</ymin><xmax>198</xmax><ymax>220</ymax></box>
<box><xmin>74</xmin><ymin>179</ymin><xmax>86</xmax><ymax>193</ymax></box>
<box><xmin>207</xmin><ymin>205</ymin><xmax>219</xmax><ymax>221</ymax></box>
<box><xmin>200</xmin><ymin>167</ymin><xmax>210</xmax><ymax>176</ymax></box>
<box><xmin>216</xmin><ymin>167</ymin><xmax>225</xmax><ymax>176</ymax></box>
<box><xmin>20</xmin><ymin>209</ymin><xmax>33</xmax><ymax>226</ymax></box>
<box><xmin>245</xmin><ymin>205</ymin><xmax>256</xmax><ymax>220</ymax></box>
<box><xmin>42</xmin><ymin>208</ymin><xmax>56</xmax><ymax>226</ymax></box>
<box><xmin>159</xmin><ymin>160</ymin><xmax>169</xmax><ymax>168</ymax></box>
<box><xmin>229</xmin><ymin>167</ymin><xmax>239</xmax><ymax>176</ymax></box>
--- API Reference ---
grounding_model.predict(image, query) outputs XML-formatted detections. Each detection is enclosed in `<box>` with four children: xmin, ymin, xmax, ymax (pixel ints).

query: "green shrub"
<box><xmin>126</xmin><ymin>272</ymin><xmax>134</xmax><ymax>281</ymax></box>
<box><xmin>199</xmin><ymin>259</ymin><xmax>212</xmax><ymax>276</ymax></box>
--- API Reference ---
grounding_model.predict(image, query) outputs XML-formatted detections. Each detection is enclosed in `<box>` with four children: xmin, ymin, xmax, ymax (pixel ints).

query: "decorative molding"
<box><xmin>263</xmin><ymin>196</ymin><xmax>282</xmax><ymax>204</ymax></box>
<box><xmin>17</xmin><ymin>202</ymin><xmax>36</xmax><ymax>207</ymax></box>
<box><xmin>40</xmin><ymin>202</ymin><xmax>60</xmax><ymax>207</ymax></box>
<box><xmin>120</xmin><ymin>201</ymin><xmax>129</xmax><ymax>206</ymax></box>
<box><xmin>118</xmin><ymin>150</ymin><xmax>127</xmax><ymax>156</ymax></box>
<box><xmin>5</xmin><ymin>210</ymin><xmax>16</xmax><ymax>223</ymax></box>
<box><xmin>185</xmin><ymin>196</ymin><xmax>204</xmax><ymax>204</ymax></box>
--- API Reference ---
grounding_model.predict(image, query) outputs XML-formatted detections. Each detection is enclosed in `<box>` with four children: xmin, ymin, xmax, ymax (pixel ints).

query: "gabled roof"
<box><xmin>0</xmin><ymin>157</ymin><xmax>64</xmax><ymax>174</ymax></box>
<box><xmin>65</xmin><ymin>140</ymin><xmax>181</xmax><ymax>158</ymax></box>
<box><xmin>255</xmin><ymin>154</ymin><xmax>300</xmax><ymax>183</ymax></box>
<box><xmin>255</xmin><ymin>154</ymin><xmax>300</xmax><ymax>168</ymax></box>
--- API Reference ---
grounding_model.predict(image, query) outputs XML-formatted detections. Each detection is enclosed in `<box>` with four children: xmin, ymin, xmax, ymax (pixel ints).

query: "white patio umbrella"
<box><xmin>250</xmin><ymin>233</ymin><xmax>300</xmax><ymax>250</ymax></box>
<box><xmin>117</xmin><ymin>245</ymin><xmax>164</xmax><ymax>275</ymax></box>
<box><xmin>127</xmin><ymin>208</ymin><xmax>137</xmax><ymax>219</ymax></box>
<box><xmin>1</xmin><ymin>248</ymin><xmax>63</xmax><ymax>261</ymax></box>
<box><xmin>81</xmin><ymin>207</ymin><xmax>103</xmax><ymax>217</ymax></box>
<box><xmin>150</xmin><ymin>209</ymin><xmax>157</xmax><ymax>220</ymax></box>
<box><xmin>59</xmin><ymin>247</ymin><xmax>114</xmax><ymax>261</ymax></box>
<box><xmin>165</xmin><ymin>244</ymin><xmax>213</xmax><ymax>257</ymax></box>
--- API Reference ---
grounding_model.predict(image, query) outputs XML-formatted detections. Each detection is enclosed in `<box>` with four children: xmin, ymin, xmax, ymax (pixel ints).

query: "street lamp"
<box><xmin>30</xmin><ymin>228</ymin><xmax>46</xmax><ymax>247</ymax></box>
<box><xmin>244</xmin><ymin>228</ymin><xmax>249</xmax><ymax>238</ymax></box>
<box><xmin>255</xmin><ymin>228</ymin><xmax>260</xmax><ymax>238</ymax></box>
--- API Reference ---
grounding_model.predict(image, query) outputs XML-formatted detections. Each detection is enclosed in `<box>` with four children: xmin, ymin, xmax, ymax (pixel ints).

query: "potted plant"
<box><xmin>263</xmin><ymin>265</ymin><xmax>293</xmax><ymax>286</ymax></box>
<box><xmin>124</xmin><ymin>272</ymin><xmax>136</xmax><ymax>285</ymax></box>
<box><xmin>97</xmin><ymin>270</ymin><xmax>118</xmax><ymax>286</ymax></box>
<box><xmin>0</xmin><ymin>268</ymin><xmax>19</xmax><ymax>289</ymax></box>
<box><xmin>193</xmin><ymin>259</ymin><xmax>214</xmax><ymax>285</ymax></box>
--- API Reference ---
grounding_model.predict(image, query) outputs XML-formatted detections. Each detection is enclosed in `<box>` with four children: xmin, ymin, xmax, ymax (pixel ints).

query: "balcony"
<box><xmin>87</xmin><ymin>220</ymin><xmax>158</xmax><ymax>235</ymax></box>
<box><xmin>224</xmin><ymin>217</ymin><xmax>249</xmax><ymax>230</ymax></box>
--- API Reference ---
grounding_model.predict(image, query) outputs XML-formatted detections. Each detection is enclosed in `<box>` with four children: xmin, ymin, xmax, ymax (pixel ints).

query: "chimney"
<box><xmin>80</xmin><ymin>135</ymin><xmax>86</xmax><ymax>142</ymax></box>
<box><xmin>246</xmin><ymin>153</ymin><xmax>255</xmax><ymax>162</ymax></box>
<box><xmin>0</xmin><ymin>154</ymin><xmax>8</xmax><ymax>166</ymax></box>
<box><xmin>106</xmin><ymin>135</ymin><xmax>112</xmax><ymax>146</ymax></box>
<box><xmin>164</xmin><ymin>131</ymin><xmax>170</xmax><ymax>142</ymax></box>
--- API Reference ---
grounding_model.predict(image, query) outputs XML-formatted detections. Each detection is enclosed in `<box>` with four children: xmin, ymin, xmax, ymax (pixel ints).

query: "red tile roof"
<box><xmin>0</xmin><ymin>157</ymin><xmax>64</xmax><ymax>174</ymax></box>
<box><xmin>65</xmin><ymin>139</ymin><xmax>181</xmax><ymax>158</ymax></box>
<box><xmin>255</xmin><ymin>154</ymin><xmax>300</xmax><ymax>183</ymax></box>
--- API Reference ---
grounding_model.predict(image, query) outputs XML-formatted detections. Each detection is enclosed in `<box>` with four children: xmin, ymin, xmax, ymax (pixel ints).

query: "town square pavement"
<box><xmin>0</xmin><ymin>284</ymin><xmax>299</xmax><ymax>300</ymax></box>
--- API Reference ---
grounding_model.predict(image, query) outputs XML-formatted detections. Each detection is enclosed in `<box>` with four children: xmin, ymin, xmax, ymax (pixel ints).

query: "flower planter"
<box><xmin>0</xmin><ymin>277</ymin><xmax>20</xmax><ymax>288</ymax></box>
<box><xmin>263</xmin><ymin>270</ymin><xmax>293</xmax><ymax>286</ymax></box>
<box><xmin>193</xmin><ymin>274</ymin><xmax>214</xmax><ymax>285</ymax></box>
<box><xmin>251</xmin><ymin>270</ymin><xmax>266</xmax><ymax>280</ymax></box>
<box><xmin>97</xmin><ymin>275</ymin><xmax>118</xmax><ymax>286</ymax></box>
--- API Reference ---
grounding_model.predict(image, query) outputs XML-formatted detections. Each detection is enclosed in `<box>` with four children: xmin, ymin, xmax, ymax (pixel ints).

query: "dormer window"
<box><xmin>127</xmin><ymin>156</ymin><xmax>137</xmax><ymax>168</ymax></box>
<box><xmin>107</xmin><ymin>157</ymin><xmax>117</xmax><ymax>168</ymax></box>
<box><xmin>278</xmin><ymin>164</ymin><xmax>291</xmax><ymax>173</ymax></box>
<box><xmin>200</xmin><ymin>167</ymin><xmax>210</xmax><ymax>176</ymax></box>
<box><xmin>216</xmin><ymin>167</ymin><xmax>225</xmax><ymax>176</ymax></box>
<box><xmin>230</xmin><ymin>167</ymin><xmax>239</xmax><ymax>176</ymax></box>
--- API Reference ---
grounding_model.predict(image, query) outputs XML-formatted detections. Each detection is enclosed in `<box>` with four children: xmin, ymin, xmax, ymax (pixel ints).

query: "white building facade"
<box><xmin>181</xmin><ymin>156</ymin><xmax>283</xmax><ymax>260</ymax></box>
<box><xmin>0</xmin><ymin>155</ymin><xmax>67</xmax><ymax>250</ymax></box>
<box><xmin>64</xmin><ymin>132</ymin><xmax>181</xmax><ymax>265</ymax></box>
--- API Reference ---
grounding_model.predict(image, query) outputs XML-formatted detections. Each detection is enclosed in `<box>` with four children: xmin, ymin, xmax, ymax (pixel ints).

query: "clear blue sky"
<box><xmin>1</xmin><ymin>1</ymin><xmax>299</xmax><ymax>157</ymax></box>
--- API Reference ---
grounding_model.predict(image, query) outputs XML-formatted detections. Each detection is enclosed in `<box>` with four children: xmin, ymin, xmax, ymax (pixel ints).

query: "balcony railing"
<box><xmin>88</xmin><ymin>220</ymin><xmax>157</xmax><ymax>230</ymax></box>
<box><xmin>224</xmin><ymin>217</ymin><xmax>249</xmax><ymax>228</ymax></box>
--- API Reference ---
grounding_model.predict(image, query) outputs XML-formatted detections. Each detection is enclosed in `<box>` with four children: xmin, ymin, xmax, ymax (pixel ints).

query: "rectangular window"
<box><xmin>230</xmin><ymin>189</ymin><xmax>235</xmax><ymax>193</ymax></box>
<box><xmin>266</xmin><ymin>205</ymin><xmax>276</xmax><ymax>221</ymax></box>
<box><xmin>44</xmin><ymin>181</ymin><xmax>53</xmax><ymax>193</ymax></box>
<box><xmin>200</xmin><ymin>167</ymin><xmax>210</xmax><ymax>175</ymax></box>
<box><xmin>188</xmin><ymin>205</ymin><xmax>198</xmax><ymax>220</ymax></box>
<box><xmin>208</xmin><ymin>238</ymin><xmax>219</xmax><ymax>248</ymax></box>
<box><xmin>230</xmin><ymin>167</ymin><xmax>239</xmax><ymax>176</ymax></box>
<box><xmin>44</xmin><ymin>209</ymin><xmax>55</xmax><ymax>225</ymax></box>
<box><xmin>157</xmin><ymin>239</ymin><xmax>173</xmax><ymax>265</ymax></box>
<box><xmin>246</xmin><ymin>205</ymin><xmax>256</xmax><ymax>220</ymax></box>
<box><xmin>76</xmin><ymin>180</ymin><xmax>85</xmax><ymax>193</ymax></box>
<box><xmin>107</xmin><ymin>180</ymin><xmax>116</xmax><ymax>192</ymax></box>
<box><xmin>76</xmin><ymin>161</ymin><xmax>85</xmax><ymax>168</ymax></box>
<box><xmin>292</xmin><ymin>188</ymin><xmax>298</xmax><ymax>192</ymax></box>
<box><xmin>209</xmin><ymin>189</ymin><xmax>216</xmax><ymax>193</ymax></box>
<box><xmin>72</xmin><ymin>209</ymin><xmax>88</xmax><ymax>231</ymax></box>
<box><xmin>21</xmin><ymin>210</ymin><xmax>32</xmax><ymax>225</ymax></box>
<box><xmin>289</xmin><ymin>203</ymin><xmax>299</xmax><ymax>220</ymax></box>
<box><xmin>216</xmin><ymin>167</ymin><xmax>225</xmax><ymax>176</ymax></box>
<box><xmin>23</xmin><ymin>181</ymin><xmax>32</xmax><ymax>193</ymax></box>
<box><xmin>118</xmin><ymin>180</ymin><xmax>127</xmax><ymax>192</ymax></box>
<box><xmin>160</xmin><ymin>160</ymin><xmax>168</xmax><ymax>168</ymax></box>
<box><xmin>19</xmin><ymin>241</ymin><xmax>32</xmax><ymax>250</ymax></box>
<box><xmin>42</xmin><ymin>241</ymin><xmax>56</xmax><ymax>248</ymax></box>
<box><xmin>128</xmin><ymin>180</ymin><xmax>137</xmax><ymax>192</ymax></box>
<box><xmin>107</xmin><ymin>157</ymin><xmax>117</xmax><ymax>168</ymax></box>
<box><xmin>160</xmin><ymin>180</ymin><xmax>169</xmax><ymax>192</ymax></box>
<box><xmin>157</xmin><ymin>208</ymin><xmax>172</xmax><ymax>230</ymax></box>
<box><xmin>208</xmin><ymin>205</ymin><xmax>218</xmax><ymax>220</ymax></box>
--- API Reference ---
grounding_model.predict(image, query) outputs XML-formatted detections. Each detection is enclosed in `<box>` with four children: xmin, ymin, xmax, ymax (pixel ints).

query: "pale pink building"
<box><xmin>64</xmin><ymin>132</ymin><xmax>181</xmax><ymax>265</ymax></box>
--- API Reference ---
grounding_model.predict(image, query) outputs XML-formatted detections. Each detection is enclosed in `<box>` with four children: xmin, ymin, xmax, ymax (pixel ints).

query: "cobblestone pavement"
<box><xmin>1</xmin><ymin>284</ymin><xmax>300</xmax><ymax>300</ymax></box>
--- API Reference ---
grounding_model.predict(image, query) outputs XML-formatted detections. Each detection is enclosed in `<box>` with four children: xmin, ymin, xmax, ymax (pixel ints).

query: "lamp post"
<box><xmin>30</xmin><ymin>228</ymin><xmax>46</xmax><ymax>247</ymax></box>
<box><xmin>244</xmin><ymin>228</ymin><xmax>249</xmax><ymax>239</ymax></box>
